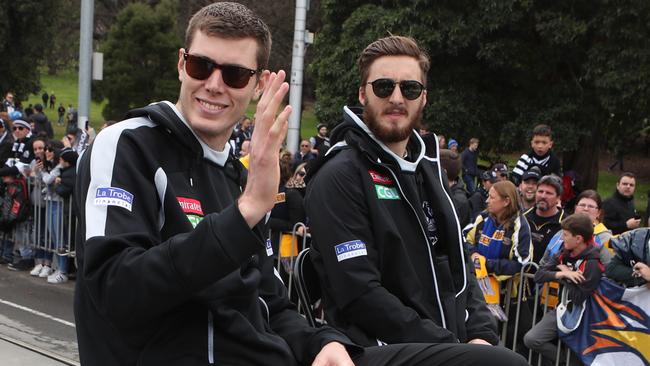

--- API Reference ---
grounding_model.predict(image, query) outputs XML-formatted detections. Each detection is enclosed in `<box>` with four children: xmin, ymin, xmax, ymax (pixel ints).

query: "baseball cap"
<box><xmin>522</xmin><ymin>166</ymin><xmax>542</xmax><ymax>181</ymax></box>
<box><xmin>492</xmin><ymin>163</ymin><xmax>508</xmax><ymax>174</ymax></box>
<box><xmin>480</xmin><ymin>170</ymin><xmax>497</xmax><ymax>183</ymax></box>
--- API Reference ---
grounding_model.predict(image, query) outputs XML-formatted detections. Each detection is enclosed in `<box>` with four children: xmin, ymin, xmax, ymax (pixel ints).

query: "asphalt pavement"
<box><xmin>0</xmin><ymin>264</ymin><xmax>78</xmax><ymax>364</ymax></box>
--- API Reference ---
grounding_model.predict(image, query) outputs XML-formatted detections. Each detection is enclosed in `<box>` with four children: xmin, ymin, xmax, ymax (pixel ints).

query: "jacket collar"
<box><xmin>342</xmin><ymin>106</ymin><xmax>425</xmax><ymax>173</ymax></box>
<box><xmin>160</xmin><ymin>101</ymin><xmax>231</xmax><ymax>167</ymax></box>
<box><xmin>613</xmin><ymin>189</ymin><xmax>634</xmax><ymax>202</ymax></box>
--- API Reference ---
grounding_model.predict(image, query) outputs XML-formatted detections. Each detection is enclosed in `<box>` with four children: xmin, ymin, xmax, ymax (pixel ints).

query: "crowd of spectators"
<box><xmin>0</xmin><ymin>92</ymin><xmax>89</xmax><ymax>284</ymax></box>
<box><xmin>2</xmin><ymin>21</ymin><xmax>649</xmax><ymax>364</ymax></box>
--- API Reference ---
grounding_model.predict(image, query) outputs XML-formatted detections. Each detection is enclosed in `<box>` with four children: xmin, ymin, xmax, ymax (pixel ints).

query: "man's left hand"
<box><xmin>311</xmin><ymin>342</ymin><xmax>355</xmax><ymax>366</ymax></box>
<box><xmin>468</xmin><ymin>338</ymin><xmax>492</xmax><ymax>345</ymax></box>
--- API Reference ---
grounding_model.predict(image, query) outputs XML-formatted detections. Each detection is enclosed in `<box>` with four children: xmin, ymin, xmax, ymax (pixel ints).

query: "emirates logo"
<box><xmin>177</xmin><ymin>197</ymin><xmax>204</xmax><ymax>216</ymax></box>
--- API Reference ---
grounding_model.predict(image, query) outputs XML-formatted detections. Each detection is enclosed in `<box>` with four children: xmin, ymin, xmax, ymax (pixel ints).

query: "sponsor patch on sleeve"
<box><xmin>265</xmin><ymin>239</ymin><xmax>274</xmax><ymax>256</ymax></box>
<box><xmin>335</xmin><ymin>240</ymin><xmax>367</xmax><ymax>262</ymax></box>
<box><xmin>94</xmin><ymin>187</ymin><xmax>134</xmax><ymax>211</ymax></box>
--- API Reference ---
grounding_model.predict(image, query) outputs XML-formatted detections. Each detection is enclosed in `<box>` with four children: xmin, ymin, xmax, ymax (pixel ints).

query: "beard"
<box><xmin>363</xmin><ymin>102</ymin><xmax>422</xmax><ymax>143</ymax></box>
<box><xmin>535</xmin><ymin>200</ymin><xmax>550</xmax><ymax>212</ymax></box>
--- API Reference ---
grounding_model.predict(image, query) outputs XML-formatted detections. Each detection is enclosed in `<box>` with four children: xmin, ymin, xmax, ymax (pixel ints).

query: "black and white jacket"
<box><xmin>305</xmin><ymin>106</ymin><xmax>498</xmax><ymax>347</ymax></box>
<box><xmin>74</xmin><ymin>101</ymin><xmax>354</xmax><ymax>366</ymax></box>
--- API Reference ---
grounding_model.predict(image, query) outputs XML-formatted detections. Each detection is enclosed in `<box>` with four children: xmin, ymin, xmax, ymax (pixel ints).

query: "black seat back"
<box><xmin>293</xmin><ymin>248</ymin><xmax>322</xmax><ymax>327</ymax></box>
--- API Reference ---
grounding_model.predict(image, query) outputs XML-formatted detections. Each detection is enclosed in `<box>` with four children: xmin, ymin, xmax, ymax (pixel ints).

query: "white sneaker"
<box><xmin>30</xmin><ymin>264</ymin><xmax>43</xmax><ymax>276</ymax></box>
<box><xmin>39</xmin><ymin>265</ymin><xmax>54</xmax><ymax>278</ymax></box>
<box><xmin>47</xmin><ymin>271</ymin><xmax>68</xmax><ymax>284</ymax></box>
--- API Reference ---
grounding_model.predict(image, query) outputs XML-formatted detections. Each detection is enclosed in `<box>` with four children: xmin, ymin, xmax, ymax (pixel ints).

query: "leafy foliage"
<box><xmin>0</xmin><ymin>0</ymin><xmax>61</xmax><ymax>99</ymax></box>
<box><xmin>93</xmin><ymin>0</ymin><xmax>181</xmax><ymax>120</ymax></box>
<box><xmin>311</xmin><ymin>0</ymin><xmax>650</xmax><ymax>188</ymax></box>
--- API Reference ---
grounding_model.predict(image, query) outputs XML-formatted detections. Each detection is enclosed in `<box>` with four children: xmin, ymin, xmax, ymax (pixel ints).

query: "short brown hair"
<box><xmin>561</xmin><ymin>213</ymin><xmax>594</xmax><ymax>242</ymax></box>
<box><xmin>469</xmin><ymin>137</ymin><xmax>479</xmax><ymax>145</ymax></box>
<box><xmin>491</xmin><ymin>181</ymin><xmax>520</xmax><ymax>223</ymax></box>
<box><xmin>532</xmin><ymin>124</ymin><xmax>553</xmax><ymax>138</ymax></box>
<box><xmin>185</xmin><ymin>2</ymin><xmax>272</xmax><ymax>70</ymax></box>
<box><xmin>357</xmin><ymin>36</ymin><xmax>430</xmax><ymax>86</ymax></box>
<box><xmin>575</xmin><ymin>189</ymin><xmax>603</xmax><ymax>221</ymax></box>
<box><xmin>618</xmin><ymin>172</ymin><xmax>636</xmax><ymax>183</ymax></box>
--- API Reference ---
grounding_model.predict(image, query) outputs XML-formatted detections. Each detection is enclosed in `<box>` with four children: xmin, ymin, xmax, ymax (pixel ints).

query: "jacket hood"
<box><xmin>328</xmin><ymin>106</ymin><xmax>427</xmax><ymax>172</ymax></box>
<box><xmin>125</xmin><ymin>101</ymin><xmax>233</xmax><ymax>167</ymax></box>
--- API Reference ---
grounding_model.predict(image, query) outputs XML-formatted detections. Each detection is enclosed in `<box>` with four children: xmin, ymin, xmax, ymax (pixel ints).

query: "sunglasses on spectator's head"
<box><xmin>12</xmin><ymin>126</ymin><xmax>25</xmax><ymax>131</ymax></box>
<box><xmin>183</xmin><ymin>52</ymin><xmax>258</xmax><ymax>89</ymax></box>
<box><xmin>367</xmin><ymin>78</ymin><xmax>425</xmax><ymax>100</ymax></box>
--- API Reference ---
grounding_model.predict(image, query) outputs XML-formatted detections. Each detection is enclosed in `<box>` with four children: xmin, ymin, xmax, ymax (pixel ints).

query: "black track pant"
<box><xmin>352</xmin><ymin>343</ymin><xmax>529</xmax><ymax>366</ymax></box>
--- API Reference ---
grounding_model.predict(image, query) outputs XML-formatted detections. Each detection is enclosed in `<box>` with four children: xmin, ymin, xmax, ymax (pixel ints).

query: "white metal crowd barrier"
<box><xmin>2</xmin><ymin>178</ymin><xmax>77</xmax><ymax>271</ymax></box>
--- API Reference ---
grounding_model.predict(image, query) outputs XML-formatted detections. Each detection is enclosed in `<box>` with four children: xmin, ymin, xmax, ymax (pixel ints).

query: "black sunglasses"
<box><xmin>12</xmin><ymin>126</ymin><xmax>25</xmax><ymax>131</ymax></box>
<box><xmin>297</xmin><ymin>171</ymin><xmax>306</xmax><ymax>177</ymax></box>
<box><xmin>183</xmin><ymin>52</ymin><xmax>258</xmax><ymax>89</ymax></box>
<box><xmin>367</xmin><ymin>78</ymin><xmax>425</xmax><ymax>100</ymax></box>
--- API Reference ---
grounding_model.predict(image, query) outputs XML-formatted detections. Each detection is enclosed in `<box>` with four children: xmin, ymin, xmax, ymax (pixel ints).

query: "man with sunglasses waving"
<box><xmin>73</xmin><ymin>3</ymin><xmax>376</xmax><ymax>366</ymax></box>
<box><xmin>305</xmin><ymin>36</ymin><xmax>527</xmax><ymax>365</ymax></box>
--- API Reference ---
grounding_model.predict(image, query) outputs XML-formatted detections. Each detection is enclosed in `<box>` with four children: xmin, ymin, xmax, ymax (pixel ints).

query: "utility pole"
<box><xmin>77</xmin><ymin>0</ymin><xmax>94</xmax><ymax>131</ymax></box>
<box><xmin>287</xmin><ymin>0</ymin><xmax>308</xmax><ymax>154</ymax></box>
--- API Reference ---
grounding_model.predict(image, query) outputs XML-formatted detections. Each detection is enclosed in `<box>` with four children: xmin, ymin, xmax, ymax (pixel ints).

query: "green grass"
<box><xmin>23</xmin><ymin>69</ymin><xmax>107</xmax><ymax>139</ymax></box>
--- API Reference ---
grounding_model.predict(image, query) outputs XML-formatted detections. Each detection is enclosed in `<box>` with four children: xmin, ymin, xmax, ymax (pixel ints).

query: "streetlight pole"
<box><xmin>287</xmin><ymin>0</ymin><xmax>308</xmax><ymax>154</ymax></box>
<box><xmin>77</xmin><ymin>0</ymin><xmax>94</xmax><ymax>131</ymax></box>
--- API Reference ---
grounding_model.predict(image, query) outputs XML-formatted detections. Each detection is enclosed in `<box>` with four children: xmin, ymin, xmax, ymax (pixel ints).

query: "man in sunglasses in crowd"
<box><xmin>305</xmin><ymin>36</ymin><xmax>527</xmax><ymax>365</ymax></box>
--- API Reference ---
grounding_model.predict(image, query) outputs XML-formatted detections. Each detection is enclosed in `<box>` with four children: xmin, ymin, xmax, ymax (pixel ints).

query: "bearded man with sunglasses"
<box><xmin>305</xmin><ymin>36</ymin><xmax>526</xmax><ymax>365</ymax></box>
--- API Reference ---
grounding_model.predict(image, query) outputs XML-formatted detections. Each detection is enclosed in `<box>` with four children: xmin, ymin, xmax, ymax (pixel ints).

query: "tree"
<box><xmin>93</xmin><ymin>0</ymin><xmax>182</xmax><ymax>120</ymax></box>
<box><xmin>0</xmin><ymin>1</ymin><xmax>61</xmax><ymax>99</ymax></box>
<box><xmin>311</xmin><ymin>0</ymin><xmax>650</xmax><ymax>189</ymax></box>
<box><xmin>43</xmin><ymin>0</ymin><xmax>80</xmax><ymax>75</ymax></box>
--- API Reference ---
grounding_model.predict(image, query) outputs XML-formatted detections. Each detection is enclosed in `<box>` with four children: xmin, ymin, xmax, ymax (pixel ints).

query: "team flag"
<box><xmin>559</xmin><ymin>279</ymin><xmax>650</xmax><ymax>366</ymax></box>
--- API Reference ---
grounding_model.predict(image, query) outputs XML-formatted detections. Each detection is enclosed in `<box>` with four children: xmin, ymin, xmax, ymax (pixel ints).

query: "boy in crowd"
<box><xmin>511</xmin><ymin>124</ymin><xmax>561</xmax><ymax>185</ymax></box>
<box><xmin>524</xmin><ymin>213</ymin><xmax>604</xmax><ymax>365</ymax></box>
